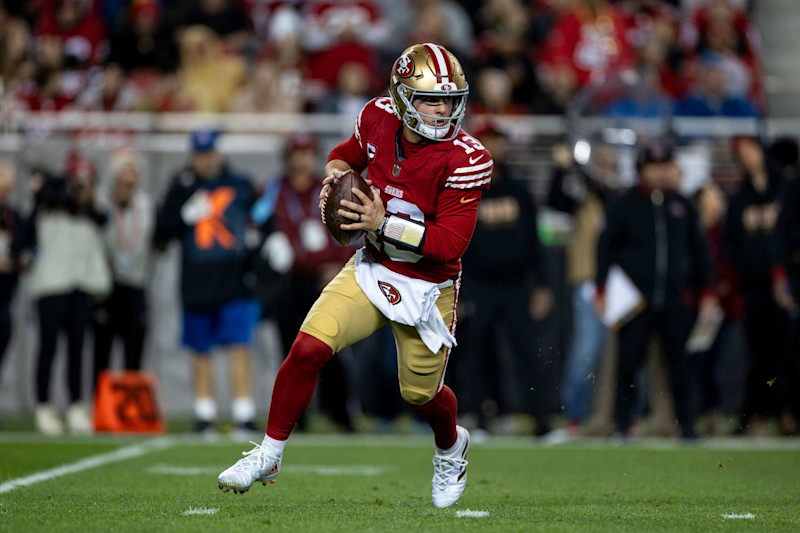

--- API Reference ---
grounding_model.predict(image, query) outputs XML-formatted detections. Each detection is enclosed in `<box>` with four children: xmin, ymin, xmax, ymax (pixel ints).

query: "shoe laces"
<box><xmin>231</xmin><ymin>441</ymin><xmax>274</xmax><ymax>474</ymax></box>
<box><xmin>432</xmin><ymin>453</ymin><xmax>468</xmax><ymax>490</ymax></box>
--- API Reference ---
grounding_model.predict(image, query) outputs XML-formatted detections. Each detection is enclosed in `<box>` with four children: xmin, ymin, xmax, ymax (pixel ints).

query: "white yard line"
<box><xmin>456</xmin><ymin>510</ymin><xmax>490</xmax><ymax>518</ymax></box>
<box><xmin>0</xmin><ymin>437</ymin><xmax>174</xmax><ymax>495</ymax></box>
<box><xmin>148</xmin><ymin>464</ymin><xmax>219</xmax><ymax>475</ymax></box>
<box><xmin>182</xmin><ymin>507</ymin><xmax>219</xmax><ymax>516</ymax></box>
<box><xmin>722</xmin><ymin>513</ymin><xmax>756</xmax><ymax>519</ymax></box>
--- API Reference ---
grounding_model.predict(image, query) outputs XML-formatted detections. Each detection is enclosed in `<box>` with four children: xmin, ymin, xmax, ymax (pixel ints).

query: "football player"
<box><xmin>218</xmin><ymin>43</ymin><xmax>492</xmax><ymax>508</ymax></box>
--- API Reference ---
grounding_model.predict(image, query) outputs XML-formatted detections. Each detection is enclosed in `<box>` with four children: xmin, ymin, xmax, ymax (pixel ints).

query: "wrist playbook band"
<box><xmin>376</xmin><ymin>214</ymin><xmax>426</xmax><ymax>252</ymax></box>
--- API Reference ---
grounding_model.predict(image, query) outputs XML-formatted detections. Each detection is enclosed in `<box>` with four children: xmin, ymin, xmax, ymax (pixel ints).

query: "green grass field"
<box><xmin>0</xmin><ymin>434</ymin><xmax>799</xmax><ymax>532</ymax></box>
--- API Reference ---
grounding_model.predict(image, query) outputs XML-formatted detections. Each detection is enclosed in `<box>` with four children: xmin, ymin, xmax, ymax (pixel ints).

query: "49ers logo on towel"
<box><xmin>378</xmin><ymin>281</ymin><xmax>402</xmax><ymax>305</ymax></box>
<box><xmin>395</xmin><ymin>54</ymin><xmax>414</xmax><ymax>78</ymax></box>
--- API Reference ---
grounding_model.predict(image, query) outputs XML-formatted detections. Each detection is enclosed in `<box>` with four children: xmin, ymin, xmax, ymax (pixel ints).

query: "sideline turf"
<box><xmin>0</xmin><ymin>436</ymin><xmax>798</xmax><ymax>532</ymax></box>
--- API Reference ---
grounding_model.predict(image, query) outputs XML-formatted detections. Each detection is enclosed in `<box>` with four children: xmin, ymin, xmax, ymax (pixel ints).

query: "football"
<box><xmin>321</xmin><ymin>169</ymin><xmax>372</xmax><ymax>246</ymax></box>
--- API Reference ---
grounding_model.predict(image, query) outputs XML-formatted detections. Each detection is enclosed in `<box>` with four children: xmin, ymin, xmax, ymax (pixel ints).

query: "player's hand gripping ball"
<box><xmin>321</xmin><ymin>169</ymin><xmax>372</xmax><ymax>246</ymax></box>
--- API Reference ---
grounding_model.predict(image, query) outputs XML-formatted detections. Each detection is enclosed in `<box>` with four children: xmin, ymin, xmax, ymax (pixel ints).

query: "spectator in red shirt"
<box><xmin>302</xmin><ymin>1</ymin><xmax>383</xmax><ymax>101</ymax></box>
<box><xmin>19</xmin><ymin>65</ymin><xmax>74</xmax><ymax>111</ymax></box>
<box><xmin>542</xmin><ymin>0</ymin><xmax>634</xmax><ymax>87</ymax></box>
<box><xmin>301</xmin><ymin>0</ymin><xmax>390</xmax><ymax>53</ymax></box>
<box><xmin>37</xmin><ymin>0</ymin><xmax>107</xmax><ymax>68</ymax></box>
<box><xmin>624</xmin><ymin>0</ymin><xmax>685</xmax><ymax>98</ymax></box>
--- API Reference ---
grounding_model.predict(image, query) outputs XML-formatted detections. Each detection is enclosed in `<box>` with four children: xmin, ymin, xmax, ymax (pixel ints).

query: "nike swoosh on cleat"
<box><xmin>460</xmin><ymin>197</ymin><xmax>478</xmax><ymax>204</ymax></box>
<box><xmin>468</xmin><ymin>155</ymin><xmax>485</xmax><ymax>164</ymax></box>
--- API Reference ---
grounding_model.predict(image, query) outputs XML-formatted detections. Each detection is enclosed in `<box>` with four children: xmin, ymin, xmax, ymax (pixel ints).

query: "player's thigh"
<box><xmin>392</xmin><ymin>283</ymin><xmax>457</xmax><ymax>405</ymax></box>
<box><xmin>300</xmin><ymin>257</ymin><xmax>386</xmax><ymax>353</ymax></box>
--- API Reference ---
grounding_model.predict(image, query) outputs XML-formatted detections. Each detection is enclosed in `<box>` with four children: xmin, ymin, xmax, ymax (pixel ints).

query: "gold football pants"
<box><xmin>299</xmin><ymin>256</ymin><xmax>458</xmax><ymax>405</ymax></box>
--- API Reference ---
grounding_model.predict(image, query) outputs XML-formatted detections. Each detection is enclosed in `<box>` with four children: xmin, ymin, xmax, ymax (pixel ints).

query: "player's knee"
<box><xmin>400</xmin><ymin>386</ymin><xmax>436</xmax><ymax>406</ymax></box>
<box><xmin>286</xmin><ymin>332</ymin><xmax>333</xmax><ymax>370</ymax></box>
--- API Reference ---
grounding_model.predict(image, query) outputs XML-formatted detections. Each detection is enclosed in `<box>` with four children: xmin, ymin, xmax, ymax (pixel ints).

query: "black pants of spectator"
<box><xmin>779</xmin><ymin>276</ymin><xmax>800</xmax><ymax>426</ymax></box>
<box><xmin>452</xmin><ymin>280</ymin><xmax>552</xmax><ymax>433</ymax></box>
<box><xmin>616</xmin><ymin>303</ymin><xmax>696</xmax><ymax>438</ymax></box>
<box><xmin>36</xmin><ymin>290</ymin><xmax>93</xmax><ymax>404</ymax></box>
<box><xmin>276</xmin><ymin>273</ymin><xmax>353</xmax><ymax>432</ymax></box>
<box><xmin>92</xmin><ymin>283</ymin><xmax>147</xmax><ymax>390</ymax></box>
<box><xmin>0</xmin><ymin>299</ymin><xmax>11</xmax><ymax>373</ymax></box>
<box><xmin>740</xmin><ymin>284</ymin><xmax>783</xmax><ymax>422</ymax></box>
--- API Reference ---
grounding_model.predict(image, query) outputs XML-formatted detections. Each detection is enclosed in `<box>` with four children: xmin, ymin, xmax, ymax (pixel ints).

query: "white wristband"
<box><xmin>378</xmin><ymin>214</ymin><xmax>426</xmax><ymax>252</ymax></box>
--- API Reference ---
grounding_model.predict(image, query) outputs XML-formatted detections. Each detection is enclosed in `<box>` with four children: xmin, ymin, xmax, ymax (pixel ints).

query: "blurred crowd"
<box><xmin>0</xmin><ymin>0</ymin><xmax>763</xmax><ymax>118</ymax></box>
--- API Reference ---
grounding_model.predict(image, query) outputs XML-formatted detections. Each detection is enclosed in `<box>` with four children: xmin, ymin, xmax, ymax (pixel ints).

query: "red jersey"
<box><xmin>273</xmin><ymin>177</ymin><xmax>355</xmax><ymax>277</ymax></box>
<box><xmin>328</xmin><ymin>97</ymin><xmax>493</xmax><ymax>283</ymax></box>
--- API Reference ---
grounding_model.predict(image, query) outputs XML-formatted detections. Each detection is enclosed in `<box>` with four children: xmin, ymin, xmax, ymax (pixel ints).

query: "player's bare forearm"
<box><xmin>324</xmin><ymin>159</ymin><xmax>352</xmax><ymax>178</ymax></box>
<box><xmin>319</xmin><ymin>160</ymin><xmax>354</xmax><ymax>209</ymax></box>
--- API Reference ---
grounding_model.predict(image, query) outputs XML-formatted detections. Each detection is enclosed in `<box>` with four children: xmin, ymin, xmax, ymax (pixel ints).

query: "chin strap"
<box><xmin>376</xmin><ymin>214</ymin><xmax>426</xmax><ymax>253</ymax></box>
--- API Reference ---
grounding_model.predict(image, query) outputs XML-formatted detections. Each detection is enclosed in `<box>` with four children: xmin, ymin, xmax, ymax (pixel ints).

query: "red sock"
<box><xmin>412</xmin><ymin>385</ymin><xmax>458</xmax><ymax>449</ymax></box>
<box><xmin>266</xmin><ymin>332</ymin><xmax>333</xmax><ymax>440</ymax></box>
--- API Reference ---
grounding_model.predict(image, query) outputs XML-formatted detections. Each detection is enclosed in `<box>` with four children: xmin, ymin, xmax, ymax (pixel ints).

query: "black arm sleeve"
<box><xmin>547</xmin><ymin>167</ymin><xmax>579</xmax><ymax>214</ymax></box>
<box><xmin>722</xmin><ymin>191</ymin><xmax>745</xmax><ymax>272</ymax></box>
<box><xmin>774</xmin><ymin>178</ymin><xmax>799</xmax><ymax>268</ymax></box>
<box><xmin>154</xmin><ymin>178</ymin><xmax>192</xmax><ymax>246</ymax></box>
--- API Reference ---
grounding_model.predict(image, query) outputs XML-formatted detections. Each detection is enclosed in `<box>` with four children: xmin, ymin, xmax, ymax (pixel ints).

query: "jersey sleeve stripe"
<box><xmin>445</xmin><ymin>177</ymin><xmax>491</xmax><ymax>189</ymax></box>
<box><xmin>446</xmin><ymin>170</ymin><xmax>493</xmax><ymax>182</ymax></box>
<box><xmin>452</xmin><ymin>160</ymin><xmax>493</xmax><ymax>174</ymax></box>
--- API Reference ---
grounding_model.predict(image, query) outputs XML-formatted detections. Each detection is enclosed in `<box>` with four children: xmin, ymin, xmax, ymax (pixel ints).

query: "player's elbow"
<box><xmin>421</xmin><ymin>236</ymin><xmax>469</xmax><ymax>263</ymax></box>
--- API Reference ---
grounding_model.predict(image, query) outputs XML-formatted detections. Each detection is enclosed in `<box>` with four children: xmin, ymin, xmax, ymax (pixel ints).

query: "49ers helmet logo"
<box><xmin>394</xmin><ymin>54</ymin><xmax>414</xmax><ymax>78</ymax></box>
<box><xmin>378</xmin><ymin>281</ymin><xmax>402</xmax><ymax>305</ymax></box>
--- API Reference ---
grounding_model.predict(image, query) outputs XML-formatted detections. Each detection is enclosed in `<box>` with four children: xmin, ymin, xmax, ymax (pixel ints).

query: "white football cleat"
<box><xmin>66</xmin><ymin>402</ymin><xmax>93</xmax><ymax>435</ymax></box>
<box><xmin>218</xmin><ymin>440</ymin><xmax>281</xmax><ymax>494</ymax></box>
<box><xmin>35</xmin><ymin>404</ymin><xmax>64</xmax><ymax>436</ymax></box>
<box><xmin>431</xmin><ymin>425</ymin><xmax>470</xmax><ymax>508</ymax></box>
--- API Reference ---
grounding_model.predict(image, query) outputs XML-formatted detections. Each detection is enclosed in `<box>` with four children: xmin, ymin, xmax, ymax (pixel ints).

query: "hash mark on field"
<box><xmin>182</xmin><ymin>507</ymin><xmax>219</xmax><ymax>516</ymax></box>
<box><xmin>283</xmin><ymin>465</ymin><xmax>389</xmax><ymax>476</ymax></box>
<box><xmin>0</xmin><ymin>438</ymin><xmax>174</xmax><ymax>495</ymax></box>
<box><xmin>722</xmin><ymin>513</ymin><xmax>756</xmax><ymax>519</ymax></box>
<box><xmin>148</xmin><ymin>465</ymin><xmax>219</xmax><ymax>475</ymax></box>
<box><xmin>456</xmin><ymin>510</ymin><xmax>490</xmax><ymax>518</ymax></box>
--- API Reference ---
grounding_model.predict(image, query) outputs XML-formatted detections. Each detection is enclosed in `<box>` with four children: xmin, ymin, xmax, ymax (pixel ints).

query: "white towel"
<box><xmin>354</xmin><ymin>248</ymin><xmax>457</xmax><ymax>353</ymax></box>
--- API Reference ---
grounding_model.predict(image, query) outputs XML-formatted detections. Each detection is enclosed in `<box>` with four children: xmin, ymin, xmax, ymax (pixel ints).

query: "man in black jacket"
<box><xmin>596</xmin><ymin>141</ymin><xmax>716</xmax><ymax>439</ymax></box>
<box><xmin>155</xmin><ymin>129</ymin><xmax>260</xmax><ymax>435</ymax></box>
<box><xmin>452</xmin><ymin>122</ymin><xmax>553</xmax><ymax>436</ymax></box>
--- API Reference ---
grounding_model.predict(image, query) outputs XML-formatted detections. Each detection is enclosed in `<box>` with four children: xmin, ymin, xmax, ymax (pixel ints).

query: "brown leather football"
<box><xmin>321</xmin><ymin>169</ymin><xmax>372</xmax><ymax>246</ymax></box>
